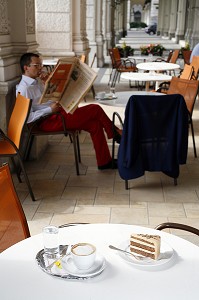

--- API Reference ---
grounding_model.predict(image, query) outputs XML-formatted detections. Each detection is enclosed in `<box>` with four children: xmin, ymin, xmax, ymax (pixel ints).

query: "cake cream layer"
<box><xmin>130</xmin><ymin>234</ymin><xmax>161</xmax><ymax>260</ymax></box>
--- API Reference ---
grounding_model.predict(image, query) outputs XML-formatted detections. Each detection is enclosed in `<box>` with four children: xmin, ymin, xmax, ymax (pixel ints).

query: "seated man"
<box><xmin>16</xmin><ymin>53</ymin><xmax>121</xmax><ymax>170</ymax></box>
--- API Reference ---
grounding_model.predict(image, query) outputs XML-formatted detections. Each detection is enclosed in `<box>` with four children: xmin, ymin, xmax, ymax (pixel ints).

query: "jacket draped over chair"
<box><xmin>118</xmin><ymin>94</ymin><xmax>189</xmax><ymax>180</ymax></box>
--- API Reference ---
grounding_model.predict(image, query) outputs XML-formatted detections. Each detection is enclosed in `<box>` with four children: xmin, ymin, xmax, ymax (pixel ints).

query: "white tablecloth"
<box><xmin>0</xmin><ymin>224</ymin><xmax>199</xmax><ymax>300</ymax></box>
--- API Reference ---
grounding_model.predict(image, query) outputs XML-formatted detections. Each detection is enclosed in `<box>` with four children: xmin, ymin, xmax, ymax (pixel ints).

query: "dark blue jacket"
<box><xmin>118</xmin><ymin>94</ymin><xmax>189</xmax><ymax>180</ymax></box>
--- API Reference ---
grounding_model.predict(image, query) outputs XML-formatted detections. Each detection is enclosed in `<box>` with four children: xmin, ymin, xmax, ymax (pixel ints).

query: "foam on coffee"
<box><xmin>72</xmin><ymin>243</ymin><xmax>95</xmax><ymax>256</ymax></box>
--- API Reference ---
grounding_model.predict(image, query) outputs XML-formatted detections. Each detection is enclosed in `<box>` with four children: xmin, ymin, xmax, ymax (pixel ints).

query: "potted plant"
<box><xmin>140</xmin><ymin>43</ymin><xmax>165</xmax><ymax>56</ymax></box>
<box><xmin>117</xmin><ymin>42</ymin><xmax>134</xmax><ymax>58</ymax></box>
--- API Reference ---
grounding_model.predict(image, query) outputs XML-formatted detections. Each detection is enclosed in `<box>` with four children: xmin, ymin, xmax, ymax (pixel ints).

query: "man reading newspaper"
<box><xmin>16</xmin><ymin>53</ymin><xmax>122</xmax><ymax>169</ymax></box>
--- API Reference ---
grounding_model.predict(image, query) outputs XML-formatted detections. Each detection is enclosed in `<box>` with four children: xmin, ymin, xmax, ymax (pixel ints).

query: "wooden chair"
<box><xmin>167</xmin><ymin>77</ymin><xmax>199</xmax><ymax>157</ymax></box>
<box><xmin>169</xmin><ymin>49</ymin><xmax>180</xmax><ymax>64</ymax></box>
<box><xmin>108</xmin><ymin>48</ymin><xmax>137</xmax><ymax>87</ymax></box>
<box><xmin>0</xmin><ymin>93</ymin><xmax>35</xmax><ymax>201</ymax></box>
<box><xmin>179</xmin><ymin>64</ymin><xmax>194</xmax><ymax>80</ymax></box>
<box><xmin>155</xmin><ymin>222</ymin><xmax>199</xmax><ymax>236</ymax></box>
<box><xmin>24</xmin><ymin>113</ymin><xmax>81</xmax><ymax>176</ymax></box>
<box><xmin>182</xmin><ymin>50</ymin><xmax>192</xmax><ymax>65</ymax></box>
<box><xmin>0</xmin><ymin>163</ymin><xmax>30</xmax><ymax>252</ymax></box>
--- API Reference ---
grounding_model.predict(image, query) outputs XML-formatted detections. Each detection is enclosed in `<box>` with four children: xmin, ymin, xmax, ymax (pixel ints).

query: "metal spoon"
<box><xmin>109</xmin><ymin>244</ymin><xmax>144</xmax><ymax>260</ymax></box>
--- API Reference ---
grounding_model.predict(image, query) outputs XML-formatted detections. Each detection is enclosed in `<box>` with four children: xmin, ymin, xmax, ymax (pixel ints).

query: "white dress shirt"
<box><xmin>16</xmin><ymin>75</ymin><xmax>53</xmax><ymax>123</ymax></box>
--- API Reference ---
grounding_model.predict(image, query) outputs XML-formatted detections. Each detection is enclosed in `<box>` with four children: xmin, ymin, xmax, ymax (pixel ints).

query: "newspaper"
<box><xmin>39</xmin><ymin>57</ymin><xmax>97</xmax><ymax>113</ymax></box>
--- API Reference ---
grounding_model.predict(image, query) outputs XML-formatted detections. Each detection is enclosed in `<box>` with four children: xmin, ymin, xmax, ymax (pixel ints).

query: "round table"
<box><xmin>97</xmin><ymin>91</ymin><xmax>164</xmax><ymax>107</ymax></box>
<box><xmin>121</xmin><ymin>72</ymin><xmax>172</xmax><ymax>91</ymax></box>
<box><xmin>136</xmin><ymin>62</ymin><xmax>180</xmax><ymax>72</ymax></box>
<box><xmin>0</xmin><ymin>223</ymin><xmax>199</xmax><ymax>300</ymax></box>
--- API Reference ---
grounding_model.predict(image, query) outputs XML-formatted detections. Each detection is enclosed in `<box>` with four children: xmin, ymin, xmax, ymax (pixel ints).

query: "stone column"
<box><xmin>86</xmin><ymin>0</ymin><xmax>97</xmax><ymax>66</ymax></box>
<box><xmin>72</xmin><ymin>0</ymin><xmax>89</xmax><ymax>59</ymax></box>
<box><xmin>168</xmin><ymin>0</ymin><xmax>178</xmax><ymax>38</ymax></box>
<box><xmin>0</xmin><ymin>0</ymin><xmax>38</xmax><ymax>131</ymax></box>
<box><xmin>126</xmin><ymin>0</ymin><xmax>131</xmax><ymax>31</ymax></box>
<box><xmin>95</xmin><ymin>0</ymin><xmax>104</xmax><ymax>67</ymax></box>
<box><xmin>106</xmin><ymin>0</ymin><xmax>114</xmax><ymax>52</ymax></box>
<box><xmin>185</xmin><ymin>0</ymin><xmax>194</xmax><ymax>44</ymax></box>
<box><xmin>190</xmin><ymin>0</ymin><xmax>199</xmax><ymax>47</ymax></box>
<box><xmin>162</xmin><ymin>0</ymin><xmax>171</xmax><ymax>37</ymax></box>
<box><xmin>175</xmin><ymin>0</ymin><xmax>186</xmax><ymax>42</ymax></box>
<box><xmin>35</xmin><ymin>0</ymin><xmax>74</xmax><ymax>58</ymax></box>
<box><xmin>157</xmin><ymin>0</ymin><xmax>164</xmax><ymax>35</ymax></box>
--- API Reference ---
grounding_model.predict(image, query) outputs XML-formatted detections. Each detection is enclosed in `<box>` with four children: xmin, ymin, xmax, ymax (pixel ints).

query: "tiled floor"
<box><xmin>15</xmin><ymin>65</ymin><xmax>199</xmax><ymax>246</ymax></box>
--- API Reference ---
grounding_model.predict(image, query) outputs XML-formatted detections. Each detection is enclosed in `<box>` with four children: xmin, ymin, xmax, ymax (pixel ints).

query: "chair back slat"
<box><xmin>0</xmin><ymin>164</ymin><xmax>30</xmax><ymax>252</ymax></box>
<box><xmin>180</xmin><ymin>64</ymin><xmax>194</xmax><ymax>80</ymax></box>
<box><xmin>167</xmin><ymin>77</ymin><xmax>199</xmax><ymax>114</ymax></box>
<box><xmin>169</xmin><ymin>49</ymin><xmax>180</xmax><ymax>64</ymax></box>
<box><xmin>7</xmin><ymin>93</ymin><xmax>31</xmax><ymax>148</ymax></box>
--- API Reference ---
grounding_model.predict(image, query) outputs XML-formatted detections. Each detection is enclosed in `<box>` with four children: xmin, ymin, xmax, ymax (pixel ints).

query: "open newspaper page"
<box><xmin>39</xmin><ymin>57</ymin><xmax>78</xmax><ymax>103</ymax></box>
<box><xmin>59</xmin><ymin>60</ymin><xmax>97</xmax><ymax>113</ymax></box>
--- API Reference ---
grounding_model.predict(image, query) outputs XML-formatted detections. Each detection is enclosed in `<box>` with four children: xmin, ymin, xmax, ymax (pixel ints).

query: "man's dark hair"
<box><xmin>20</xmin><ymin>53</ymin><xmax>40</xmax><ymax>73</ymax></box>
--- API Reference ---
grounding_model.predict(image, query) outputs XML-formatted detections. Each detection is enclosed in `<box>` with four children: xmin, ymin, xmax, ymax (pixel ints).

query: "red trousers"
<box><xmin>39</xmin><ymin>104</ymin><xmax>114</xmax><ymax>166</ymax></box>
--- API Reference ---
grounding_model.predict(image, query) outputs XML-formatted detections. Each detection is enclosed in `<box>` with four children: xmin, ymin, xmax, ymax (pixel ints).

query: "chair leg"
<box><xmin>190</xmin><ymin>119</ymin><xmax>197</xmax><ymax>158</ymax></box>
<box><xmin>10</xmin><ymin>157</ymin><xmax>22</xmax><ymax>183</ymax></box>
<box><xmin>17</xmin><ymin>153</ymin><xmax>36</xmax><ymax>201</ymax></box>
<box><xmin>70</xmin><ymin>132</ymin><xmax>80</xmax><ymax>175</ymax></box>
<box><xmin>125</xmin><ymin>180</ymin><xmax>128</xmax><ymax>190</ymax></box>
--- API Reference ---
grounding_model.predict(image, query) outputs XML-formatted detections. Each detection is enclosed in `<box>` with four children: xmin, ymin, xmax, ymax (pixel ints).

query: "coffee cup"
<box><xmin>71</xmin><ymin>243</ymin><xmax>96</xmax><ymax>270</ymax></box>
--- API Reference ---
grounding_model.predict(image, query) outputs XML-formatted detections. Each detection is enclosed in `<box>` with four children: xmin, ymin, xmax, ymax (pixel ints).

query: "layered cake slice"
<box><xmin>130</xmin><ymin>234</ymin><xmax>161</xmax><ymax>260</ymax></box>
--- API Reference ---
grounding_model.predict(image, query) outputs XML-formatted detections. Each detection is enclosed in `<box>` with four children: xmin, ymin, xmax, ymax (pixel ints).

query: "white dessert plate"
<box><xmin>117</xmin><ymin>240</ymin><xmax>174</xmax><ymax>268</ymax></box>
<box><xmin>62</xmin><ymin>253</ymin><xmax>106</xmax><ymax>278</ymax></box>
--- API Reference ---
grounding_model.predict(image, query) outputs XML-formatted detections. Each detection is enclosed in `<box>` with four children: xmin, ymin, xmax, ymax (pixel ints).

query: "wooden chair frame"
<box><xmin>155</xmin><ymin>222</ymin><xmax>199</xmax><ymax>236</ymax></box>
<box><xmin>0</xmin><ymin>93</ymin><xmax>35</xmax><ymax>201</ymax></box>
<box><xmin>24</xmin><ymin>112</ymin><xmax>81</xmax><ymax>176</ymax></box>
<box><xmin>0</xmin><ymin>163</ymin><xmax>30</xmax><ymax>252</ymax></box>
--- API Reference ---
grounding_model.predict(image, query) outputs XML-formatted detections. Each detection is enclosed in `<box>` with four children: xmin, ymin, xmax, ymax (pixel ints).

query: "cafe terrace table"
<box><xmin>136</xmin><ymin>61</ymin><xmax>180</xmax><ymax>73</ymax></box>
<box><xmin>0</xmin><ymin>223</ymin><xmax>199</xmax><ymax>300</ymax></box>
<box><xmin>128</xmin><ymin>55</ymin><xmax>164</xmax><ymax>62</ymax></box>
<box><xmin>121</xmin><ymin>72</ymin><xmax>172</xmax><ymax>91</ymax></box>
<box><xmin>97</xmin><ymin>91</ymin><xmax>164</xmax><ymax>107</ymax></box>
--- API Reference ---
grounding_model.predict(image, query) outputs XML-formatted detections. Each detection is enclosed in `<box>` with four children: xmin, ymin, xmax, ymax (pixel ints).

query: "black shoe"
<box><xmin>98</xmin><ymin>159</ymin><xmax>118</xmax><ymax>170</ymax></box>
<box><xmin>113</xmin><ymin>127</ymin><xmax>122</xmax><ymax>144</ymax></box>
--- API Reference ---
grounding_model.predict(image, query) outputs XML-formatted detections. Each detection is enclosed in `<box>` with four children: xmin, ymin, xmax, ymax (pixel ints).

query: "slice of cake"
<box><xmin>130</xmin><ymin>234</ymin><xmax>161</xmax><ymax>260</ymax></box>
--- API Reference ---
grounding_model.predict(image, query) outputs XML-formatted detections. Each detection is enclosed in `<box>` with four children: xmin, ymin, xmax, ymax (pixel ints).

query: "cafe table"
<box><xmin>136</xmin><ymin>61</ymin><xmax>180</xmax><ymax>73</ymax></box>
<box><xmin>97</xmin><ymin>91</ymin><xmax>164</xmax><ymax>107</ymax></box>
<box><xmin>121</xmin><ymin>72</ymin><xmax>172</xmax><ymax>91</ymax></box>
<box><xmin>0</xmin><ymin>223</ymin><xmax>199</xmax><ymax>300</ymax></box>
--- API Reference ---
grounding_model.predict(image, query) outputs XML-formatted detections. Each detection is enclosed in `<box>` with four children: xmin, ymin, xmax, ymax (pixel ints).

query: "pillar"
<box><xmin>175</xmin><ymin>0</ymin><xmax>186</xmax><ymax>42</ymax></box>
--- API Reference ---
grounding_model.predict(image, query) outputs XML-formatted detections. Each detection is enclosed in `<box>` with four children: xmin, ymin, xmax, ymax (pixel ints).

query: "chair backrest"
<box><xmin>90</xmin><ymin>53</ymin><xmax>97</xmax><ymax>68</ymax></box>
<box><xmin>182</xmin><ymin>50</ymin><xmax>192</xmax><ymax>65</ymax></box>
<box><xmin>109</xmin><ymin>48</ymin><xmax>122</xmax><ymax>68</ymax></box>
<box><xmin>180</xmin><ymin>64</ymin><xmax>194</xmax><ymax>80</ymax></box>
<box><xmin>169</xmin><ymin>49</ymin><xmax>180</xmax><ymax>63</ymax></box>
<box><xmin>0</xmin><ymin>163</ymin><xmax>30</xmax><ymax>252</ymax></box>
<box><xmin>167</xmin><ymin>77</ymin><xmax>199</xmax><ymax>115</ymax></box>
<box><xmin>155</xmin><ymin>222</ymin><xmax>199</xmax><ymax>236</ymax></box>
<box><xmin>7</xmin><ymin>93</ymin><xmax>31</xmax><ymax>149</ymax></box>
<box><xmin>190</xmin><ymin>55</ymin><xmax>199</xmax><ymax>78</ymax></box>
<box><xmin>166</xmin><ymin>50</ymin><xmax>173</xmax><ymax>62</ymax></box>
<box><xmin>80</xmin><ymin>54</ymin><xmax>86</xmax><ymax>63</ymax></box>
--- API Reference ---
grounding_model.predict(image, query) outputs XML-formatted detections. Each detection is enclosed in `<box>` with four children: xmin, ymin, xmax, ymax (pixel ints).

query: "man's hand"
<box><xmin>50</xmin><ymin>101</ymin><xmax>61</xmax><ymax>113</ymax></box>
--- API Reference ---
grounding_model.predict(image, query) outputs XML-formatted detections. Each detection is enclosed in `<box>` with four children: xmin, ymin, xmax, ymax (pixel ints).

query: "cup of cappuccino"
<box><xmin>71</xmin><ymin>243</ymin><xmax>96</xmax><ymax>270</ymax></box>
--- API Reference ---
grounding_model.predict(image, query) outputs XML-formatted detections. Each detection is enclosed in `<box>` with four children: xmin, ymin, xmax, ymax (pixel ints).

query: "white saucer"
<box><xmin>95</xmin><ymin>94</ymin><xmax>117</xmax><ymax>100</ymax></box>
<box><xmin>62</xmin><ymin>253</ymin><xmax>106</xmax><ymax>278</ymax></box>
<box><xmin>118</xmin><ymin>240</ymin><xmax>175</xmax><ymax>269</ymax></box>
